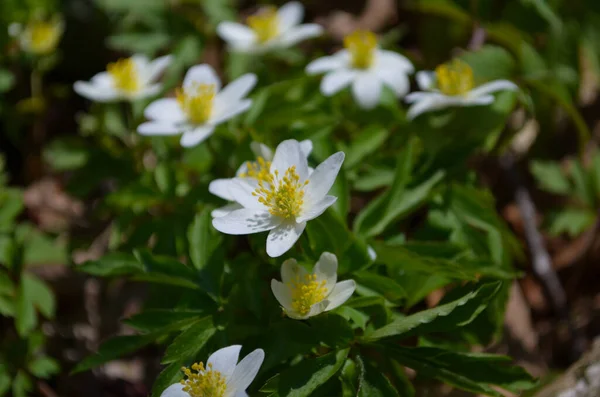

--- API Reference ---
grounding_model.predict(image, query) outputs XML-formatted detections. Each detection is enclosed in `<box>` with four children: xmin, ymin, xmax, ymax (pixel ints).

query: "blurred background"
<box><xmin>3</xmin><ymin>0</ymin><xmax>600</xmax><ymax>396</ymax></box>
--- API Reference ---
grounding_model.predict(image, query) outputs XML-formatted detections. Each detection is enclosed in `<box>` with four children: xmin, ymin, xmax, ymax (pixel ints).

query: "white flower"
<box><xmin>405</xmin><ymin>58</ymin><xmax>518</xmax><ymax>120</ymax></box>
<box><xmin>212</xmin><ymin>139</ymin><xmax>344</xmax><ymax>257</ymax></box>
<box><xmin>15</xmin><ymin>16</ymin><xmax>64</xmax><ymax>55</ymax></box>
<box><xmin>216</xmin><ymin>2</ymin><xmax>323</xmax><ymax>54</ymax></box>
<box><xmin>161</xmin><ymin>345</ymin><xmax>264</xmax><ymax>397</ymax></box>
<box><xmin>138</xmin><ymin>64</ymin><xmax>257</xmax><ymax>148</ymax></box>
<box><xmin>74</xmin><ymin>54</ymin><xmax>172</xmax><ymax>102</ymax></box>
<box><xmin>271</xmin><ymin>252</ymin><xmax>356</xmax><ymax>319</ymax></box>
<box><xmin>209</xmin><ymin>140</ymin><xmax>313</xmax><ymax>218</ymax></box>
<box><xmin>306</xmin><ymin>30</ymin><xmax>414</xmax><ymax>109</ymax></box>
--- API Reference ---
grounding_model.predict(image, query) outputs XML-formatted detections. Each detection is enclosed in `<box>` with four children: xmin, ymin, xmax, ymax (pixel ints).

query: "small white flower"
<box><xmin>216</xmin><ymin>1</ymin><xmax>323</xmax><ymax>54</ymax></box>
<box><xmin>209</xmin><ymin>140</ymin><xmax>313</xmax><ymax>218</ymax></box>
<box><xmin>306</xmin><ymin>30</ymin><xmax>414</xmax><ymax>109</ymax></box>
<box><xmin>271</xmin><ymin>252</ymin><xmax>356</xmax><ymax>319</ymax></box>
<box><xmin>161</xmin><ymin>345</ymin><xmax>264</xmax><ymax>397</ymax></box>
<box><xmin>74</xmin><ymin>54</ymin><xmax>172</xmax><ymax>102</ymax></box>
<box><xmin>138</xmin><ymin>64</ymin><xmax>257</xmax><ymax>148</ymax></box>
<box><xmin>212</xmin><ymin>139</ymin><xmax>344</xmax><ymax>257</ymax></box>
<box><xmin>16</xmin><ymin>16</ymin><xmax>64</xmax><ymax>55</ymax></box>
<box><xmin>405</xmin><ymin>58</ymin><xmax>518</xmax><ymax>120</ymax></box>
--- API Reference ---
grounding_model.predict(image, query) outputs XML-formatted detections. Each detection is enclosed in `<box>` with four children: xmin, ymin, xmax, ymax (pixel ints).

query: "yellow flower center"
<box><xmin>288</xmin><ymin>273</ymin><xmax>328</xmax><ymax>316</ymax></box>
<box><xmin>247</xmin><ymin>7</ymin><xmax>279</xmax><ymax>43</ymax></box>
<box><xmin>27</xmin><ymin>20</ymin><xmax>62</xmax><ymax>54</ymax></box>
<box><xmin>180</xmin><ymin>362</ymin><xmax>227</xmax><ymax>397</ymax></box>
<box><xmin>343</xmin><ymin>30</ymin><xmax>377</xmax><ymax>69</ymax></box>
<box><xmin>252</xmin><ymin>166</ymin><xmax>308</xmax><ymax>219</ymax></box>
<box><xmin>239</xmin><ymin>156</ymin><xmax>272</xmax><ymax>179</ymax></box>
<box><xmin>107</xmin><ymin>58</ymin><xmax>140</xmax><ymax>94</ymax></box>
<box><xmin>435</xmin><ymin>59</ymin><xmax>475</xmax><ymax>96</ymax></box>
<box><xmin>176</xmin><ymin>83</ymin><xmax>216</xmax><ymax>125</ymax></box>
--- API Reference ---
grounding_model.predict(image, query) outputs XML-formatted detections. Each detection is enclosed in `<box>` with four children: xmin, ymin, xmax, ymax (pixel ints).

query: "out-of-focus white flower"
<box><xmin>306</xmin><ymin>30</ymin><xmax>414</xmax><ymax>109</ymax></box>
<box><xmin>209</xmin><ymin>140</ymin><xmax>313</xmax><ymax>218</ymax></box>
<box><xmin>138</xmin><ymin>64</ymin><xmax>257</xmax><ymax>148</ymax></box>
<box><xmin>271</xmin><ymin>252</ymin><xmax>356</xmax><ymax>319</ymax></box>
<box><xmin>212</xmin><ymin>139</ymin><xmax>344</xmax><ymax>257</ymax></box>
<box><xmin>405</xmin><ymin>59</ymin><xmax>518</xmax><ymax>119</ymax></box>
<box><xmin>216</xmin><ymin>2</ymin><xmax>323</xmax><ymax>54</ymax></box>
<box><xmin>160</xmin><ymin>345</ymin><xmax>264</xmax><ymax>397</ymax></box>
<box><xmin>15</xmin><ymin>16</ymin><xmax>64</xmax><ymax>55</ymax></box>
<box><xmin>74</xmin><ymin>55</ymin><xmax>172</xmax><ymax>102</ymax></box>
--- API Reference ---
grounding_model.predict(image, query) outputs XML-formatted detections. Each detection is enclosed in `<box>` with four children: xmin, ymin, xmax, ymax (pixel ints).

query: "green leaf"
<box><xmin>0</xmin><ymin>189</ymin><xmax>23</xmax><ymax>229</ymax></box>
<box><xmin>547</xmin><ymin>209</ymin><xmax>595</xmax><ymax>237</ymax></box>
<box><xmin>343</xmin><ymin>126</ymin><xmax>389</xmax><ymax>170</ymax></box>
<box><xmin>43</xmin><ymin>138</ymin><xmax>90</xmax><ymax>171</ymax></box>
<box><xmin>365</xmin><ymin>282</ymin><xmax>502</xmax><ymax>341</ymax></box>
<box><xmin>356</xmin><ymin>356</ymin><xmax>399</xmax><ymax>397</ymax></box>
<box><xmin>270</xmin><ymin>349</ymin><xmax>350</xmax><ymax>397</ymax></box>
<box><xmin>188</xmin><ymin>208</ymin><xmax>219</xmax><ymax>270</ymax></box>
<box><xmin>78</xmin><ymin>253</ymin><xmax>144</xmax><ymax>276</ymax></box>
<box><xmin>124</xmin><ymin>310</ymin><xmax>206</xmax><ymax>333</ymax></box>
<box><xmin>354</xmin><ymin>271</ymin><xmax>406</xmax><ymax>303</ymax></box>
<box><xmin>23</xmin><ymin>274</ymin><xmax>55</xmax><ymax>318</ymax></box>
<box><xmin>309</xmin><ymin>314</ymin><xmax>354</xmax><ymax>348</ymax></box>
<box><xmin>152</xmin><ymin>361</ymin><xmax>185</xmax><ymax>397</ymax></box>
<box><xmin>107</xmin><ymin>33</ymin><xmax>170</xmax><ymax>54</ymax></box>
<box><xmin>162</xmin><ymin>316</ymin><xmax>215</xmax><ymax>364</ymax></box>
<box><xmin>0</xmin><ymin>371</ymin><xmax>10</xmax><ymax>396</ymax></box>
<box><xmin>0</xmin><ymin>69</ymin><xmax>15</xmax><ymax>93</ymax></box>
<box><xmin>460</xmin><ymin>45</ymin><xmax>516</xmax><ymax>82</ymax></box>
<box><xmin>72</xmin><ymin>334</ymin><xmax>156</xmax><ymax>373</ymax></box>
<box><xmin>28</xmin><ymin>356</ymin><xmax>60</xmax><ymax>378</ymax></box>
<box><xmin>387</xmin><ymin>345</ymin><xmax>536</xmax><ymax>396</ymax></box>
<box><xmin>15</xmin><ymin>274</ymin><xmax>37</xmax><ymax>337</ymax></box>
<box><xmin>12</xmin><ymin>371</ymin><xmax>32</xmax><ymax>397</ymax></box>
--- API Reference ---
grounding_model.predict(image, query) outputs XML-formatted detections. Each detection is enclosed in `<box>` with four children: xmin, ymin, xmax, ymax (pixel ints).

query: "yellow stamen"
<box><xmin>247</xmin><ymin>6</ymin><xmax>279</xmax><ymax>43</ymax></box>
<box><xmin>252</xmin><ymin>165</ymin><xmax>308</xmax><ymax>219</ymax></box>
<box><xmin>435</xmin><ymin>59</ymin><xmax>474</xmax><ymax>96</ymax></box>
<box><xmin>25</xmin><ymin>19</ymin><xmax>62</xmax><ymax>54</ymax></box>
<box><xmin>239</xmin><ymin>156</ymin><xmax>272</xmax><ymax>179</ymax></box>
<box><xmin>343</xmin><ymin>30</ymin><xmax>377</xmax><ymax>69</ymax></box>
<box><xmin>107</xmin><ymin>58</ymin><xmax>140</xmax><ymax>94</ymax></box>
<box><xmin>176</xmin><ymin>83</ymin><xmax>216</xmax><ymax>124</ymax></box>
<box><xmin>180</xmin><ymin>362</ymin><xmax>227</xmax><ymax>397</ymax></box>
<box><xmin>288</xmin><ymin>273</ymin><xmax>328</xmax><ymax>316</ymax></box>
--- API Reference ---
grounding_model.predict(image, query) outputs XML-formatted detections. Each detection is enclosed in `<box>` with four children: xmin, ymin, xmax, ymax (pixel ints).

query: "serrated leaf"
<box><xmin>365</xmin><ymin>282</ymin><xmax>502</xmax><ymax>341</ymax></box>
<box><xmin>152</xmin><ymin>361</ymin><xmax>185</xmax><ymax>397</ymax></box>
<box><xmin>356</xmin><ymin>356</ymin><xmax>399</xmax><ymax>397</ymax></box>
<box><xmin>124</xmin><ymin>310</ymin><xmax>206</xmax><ymax>333</ymax></box>
<box><xmin>78</xmin><ymin>253</ymin><xmax>144</xmax><ymax>276</ymax></box>
<box><xmin>23</xmin><ymin>274</ymin><xmax>55</xmax><ymax>318</ymax></box>
<box><xmin>162</xmin><ymin>316</ymin><xmax>215</xmax><ymax>364</ymax></box>
<box><xmin>27</xmin><ymin>356</ymin><xmax>60</xmax><ymax>378</ymax></box>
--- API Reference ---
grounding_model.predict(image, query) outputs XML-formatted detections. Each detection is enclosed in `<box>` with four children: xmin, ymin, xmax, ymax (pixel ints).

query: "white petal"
<box><xmin>463</xmin><ymin>95</ymin><xmax>495</xmax><ymax>106</ymax></box>
<box><xmin>306</xmin><ymin>55</ymin><xmax>345</xmax><ymax>74</ymax></box>
<box><xmin>207</xmin><ymin>345</ymin><xmax>242</xmax><ymax>381</ymax></box>
<box><xmin>404</xmin><ymin>91</ymin><xmax>432</xmax><ymax>104</ymax></box>
<box><xmin>306</xmin><ymin>300</ymin><xmax>329</xmax><ymax>318</ymax></box>
<box><xmin>378</xmin><ymin>69</ymin><xmax>410</xmax><ymax>98</ymax></box>
<box><xmin>228</xmin><ymin>178</ymin><xmax>265</xmax><ymax>210</ymax></box>
<box><xmin>406</xmin><ymin>94</ymin><xmax>457</xmax><ymax>120</ymax></box>
<box><xmin>377</xmin><ymin>50</ymin><xmax>414</xmax><ymax>73</ymax></box>
<box><xmin>216</xmin><ymin>74</ymin><xmax>257</xmax><ymax>105</ymax></box>
<box><xmin>352</xmin><ymin>73</ymin><xmax>382</xmax><ymax>109</ymax></box>
<box><xmin>367</xmin><ymin>245</ymin><xmax>377</xmax><ymax>261</ymax></box>
<box><xmin>183</xmin><ymin>64</ymin><xmax>221</xmax><ymax>92</ymax></box>
<box><xmin>304</xmin><ymin>152</ymin><xmax>344</xmax><ymax>206</ymax></box>
<box><xmin>279</xmin><ymin>24</ymin><xmax>323</xmax><ymax>47</ymax></box>
<box><xmin>228</xmin><ymin>349</ymin><xmax>265</xmax><ymax>393</ymax></box>
<box><xmin>160</xmin><ymin>383</ymin><xmax>190</xmax><ymax>397</ymax></box>
<box><xmin>271</xmin><ymin>140</ymin><xmax>310</xmax><ymax>181</ymax></box>
<box><xmin>281</xmin><ymin>258</ymin><xmax>308</xmax><ymax>285</ymax></box>
<box><xmin>250</xmin><ymin>142</ymin><xmax>274</xmax><ymax>161</ymax></box>
<box><xmin>297</xmin><ymin>195</ymin><xmax>337</xmax><ymax>223</ymax></box>
<box><xmin>73</xmin><ymin>81</ymin><xmax>118</xmax><ymax>102</ymax></box>
<box><xmin>131</xmin><ymin>54</ymin><xmax>150</xmax><ymax>71</ymax></box>
<box><xmin>313</xmin><ymin>252</ymin><xmax>338</xmax><ymax>292</ymax></box>
<box><xmin>211</xmin><ymin>99</ymin><xmax>253</xmax><ymax>125</ymax></box>
<box><xmin>146</xmin><ymin>55</ymin><xmax>173</xmax><ymax>82</ymax></box>
<box><xmin>144</xmin><ymin>98</ymin><xmax>186</xmax><ymax>122</ymax></box>
<box><xmin>132</xmin><ymin>84</ymin><xmax>163</xmax><ymax>99</ymax></box>
<box><xmin>299</xmin><ymin>140</ymin><xmax>313</xmax><ymax>158</ymax></box>
<box><xmin>324</xmin><ymin>280</ymin><xmax>356</xmax><ymax>311</ymax></box>
<box><xmin>212</xmin><ymin>203</ymin><xmax>243</xmax><ymax>218</ymax></box>
<box><xmin>266</xmin><ymin>221</ymin><xmax>306</xmax><ymax>257</ymax></box>
<box><xmin>213</xmin><ymin>209</ymin><xmax>280</xmax><ymax>235</ymax></box>
<box><xmin>180</xmin><ymin>126</ymin><xmax>215</xmax><ymax>147</ymax></box>
<box><xmin>217</xmin><ymin>22</ymin><xmax>257</xmax><ymax>47</ymax></box>
<box><xmin>233</xmin><ymin>392</ymin><xmax>249</xmax><ymax>397</ymax></box>
<box><xmin>90</xmin><ymin>72</ymin><xmax>112</xmax><ymax>87</ymax></box>
<box><xmin>320</xmin><ymin>70</ymin><xmax>355</xmax><ymax>96</ymax></box>
<box><xmin>137</xmin><ymin>121</ymin><xmax>182</xmax><ymax>136</ymax></box>
<box><xmin>209</xmin><ymin>178</ymin><xmax>236</xmax><ymax>201</ymax></box>
<box><xmin>271</xmin><ymin>279</ymin><xmax>293</xmax><ymax>310</ymax></box>
<box><xmin>416</xmin><ymin>71</ymin><xmax>436</xmax><ymax>91</ymax></box>
<box><xmin>278</xmin><ymin>2</ymin><xmax>304</xmax><ymax>31</ymax></box>
<box><xmin>467</xmin><ymin>80</ymin><xmax>518</xmax><ymax>98</ymax></box>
